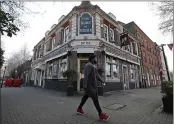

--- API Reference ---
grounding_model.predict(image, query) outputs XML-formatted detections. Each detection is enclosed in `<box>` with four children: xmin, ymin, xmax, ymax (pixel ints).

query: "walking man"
<box><xmin>76</xmin><ymin>54</ymin><xmax>110</xmax><ymax>120</ymax></box>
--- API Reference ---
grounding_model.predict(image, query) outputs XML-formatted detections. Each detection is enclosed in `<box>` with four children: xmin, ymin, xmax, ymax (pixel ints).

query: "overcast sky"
<box><xmin>1</xmin><ymin>2</ymin><xmax>173</xmax><ymax>71</ymax></box>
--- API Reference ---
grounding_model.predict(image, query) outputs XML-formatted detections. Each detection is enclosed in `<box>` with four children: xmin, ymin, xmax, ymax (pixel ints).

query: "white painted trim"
<box><xmin>45</xmin><ymin>52</ymin><xmax>67</xmax><ymax>62</ymax></box>
<box><xmin>77</xmin><ymin>48</ymin><xmax>94</xmax><ymax>53</ymax></box>
<box><xmin>97</xmin><ymin>38</ymin><xmax>140</xmax><ymax>58</ymax></box>
<box><xmin>105</xmin><ymin>52</ymin><xmax>140</xmax><ymax>65</ymax></box>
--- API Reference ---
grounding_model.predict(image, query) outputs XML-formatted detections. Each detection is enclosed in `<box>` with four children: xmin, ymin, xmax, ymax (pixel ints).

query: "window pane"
<box><xmin>106</xmin><ymin>63</ymin><xmax>111</xmax><ymax>77</ymax></box>
<box><xmin>106</xmin><ymin>56</ymin><xmax>110</xmax><ymax>62</ymax></box>
<box><xmin>113</xmin><ymin>64</ymin><xmax>118</xmax><ymax>78</ymax></box>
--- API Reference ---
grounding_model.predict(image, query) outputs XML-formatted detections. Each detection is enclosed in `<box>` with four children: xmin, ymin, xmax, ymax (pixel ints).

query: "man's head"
<box><xmin>88</xmin><ymin>54</ymin><xmax>97</xmax><ymax>64</ymax></box>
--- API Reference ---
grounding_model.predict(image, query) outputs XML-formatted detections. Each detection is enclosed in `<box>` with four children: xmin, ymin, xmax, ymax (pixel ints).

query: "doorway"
<box><xmin>122</xmin><ymin>66</ymin><xmax>129</xmax><ymax>90</ymax></box>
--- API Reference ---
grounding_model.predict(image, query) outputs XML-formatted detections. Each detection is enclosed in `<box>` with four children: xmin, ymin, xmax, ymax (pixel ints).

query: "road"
<box><xmin>1</xmin><ymin>86</ymin><xmax>173</xmax><ymax>124</ymax></box>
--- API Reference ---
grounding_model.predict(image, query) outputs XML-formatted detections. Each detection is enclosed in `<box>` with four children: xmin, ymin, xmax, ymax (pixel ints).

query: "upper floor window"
<box><xmin>64</xmin><ymin>26</ymin><xmax>69</xmax><ymax>43</ymax></box>
<box><xmin>104</xmin><ymin>25</ymin><xmax>108</xmax><ymax>41</ymax></box>
<box><xmin>109</xmin><ymin>28</ymin><xmax>114</xmax><ymax>41</ymax></box>
<box><xmin>52</xmin><ymin>37</ymin><xmax>56</xmax><ymax>49</ymax></box>
<box><xmin>132</xmin><ymin>42</ymin><xmax>137</xmax><ymax>55</ymax></box>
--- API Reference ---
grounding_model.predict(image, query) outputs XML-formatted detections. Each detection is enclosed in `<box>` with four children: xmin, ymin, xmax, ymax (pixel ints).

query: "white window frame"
<box><xmin>109</xmin><ymin>28</ymin><xmax>114</xmax><ymax>41</ymax></box>
<box><xmin>103</xmin><ymin>24</ymin><xmax>108</xmax><ymax>41</ymax></box>
<box><xmin>64</xmin><ymin>26</ymin><xmax>69</xmax><ymax>43</ymax></box>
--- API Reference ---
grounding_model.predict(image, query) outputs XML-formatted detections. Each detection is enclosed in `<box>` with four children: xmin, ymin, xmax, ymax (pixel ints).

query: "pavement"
<box><xmin>1</xmin><ymin>86</ymin><xmax>173</xmax><ymax>124</ymax></box>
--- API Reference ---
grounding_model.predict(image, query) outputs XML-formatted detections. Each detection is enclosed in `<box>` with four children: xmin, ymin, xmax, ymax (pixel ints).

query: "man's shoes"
<box><xmin>76</xmin><ymin>108</ymin><xmax>86</xmax><ymax>115</ymax></box>
<box><xmin>99</xmin><ymin>113</ymin><xmax>110</xmax><ymax>120</ymax></box>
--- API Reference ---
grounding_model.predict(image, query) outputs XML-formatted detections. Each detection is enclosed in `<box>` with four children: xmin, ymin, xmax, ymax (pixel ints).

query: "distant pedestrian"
<box><xmin>76</xmin><ymin>54</ymin><xmax>110</xmax><ymax>120</ymax></box>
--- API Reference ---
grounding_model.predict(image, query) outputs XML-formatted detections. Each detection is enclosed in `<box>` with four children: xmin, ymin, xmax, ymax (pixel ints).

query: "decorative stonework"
<box><xmin>103</xmin><ymin>42</ymin><xmax>140</xmax><ymax>64</ymax></box>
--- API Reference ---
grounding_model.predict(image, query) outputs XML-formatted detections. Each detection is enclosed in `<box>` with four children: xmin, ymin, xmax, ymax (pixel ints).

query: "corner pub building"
<box><xmin>31</xmin><ymin>1</ymin><xmax>141</xmax><ymax>93</ymax></box>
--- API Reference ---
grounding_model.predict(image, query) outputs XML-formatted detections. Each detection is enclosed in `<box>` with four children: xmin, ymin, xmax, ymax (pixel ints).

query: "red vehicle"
<box><xmin>4</xmin><ymin>79</ymin><xmax>9</xmax><ymax>87</ymax></box>
<box><xmin>13</xmin><ymin>79</ymin><xmax>21</xmax><ymax>87</ymax></box>
<box><xmin>4</xmin><ymin>79</ymin><xmax>13</xmax><ymax>87</ymax></box>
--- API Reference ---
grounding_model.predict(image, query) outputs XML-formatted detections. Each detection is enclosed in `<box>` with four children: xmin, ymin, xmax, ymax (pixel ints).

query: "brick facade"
<box><xmin>124</xmin><ymin>22</ymin><xmax>162</xmax><ymax>87</ymax></box>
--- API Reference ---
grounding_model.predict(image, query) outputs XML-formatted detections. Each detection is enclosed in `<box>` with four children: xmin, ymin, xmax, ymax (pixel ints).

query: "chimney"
<box><xmin>78</xmin><ymin>1</ymin><xmax>93</xmax><ymax>8</ymax></box>
<box><xmin>108</xmin><ymin>12</ymin><xmax>116</xmax><ymax>20</ymax></box>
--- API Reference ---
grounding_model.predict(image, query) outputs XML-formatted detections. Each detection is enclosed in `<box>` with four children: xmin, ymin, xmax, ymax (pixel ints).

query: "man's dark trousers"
<box><xmin>78</xmin><ymin>88</ymin><xmax>102</xmax><ymax>114</ymax></box>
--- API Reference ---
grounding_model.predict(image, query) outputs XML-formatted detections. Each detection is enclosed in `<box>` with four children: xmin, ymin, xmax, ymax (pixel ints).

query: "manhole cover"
<box><xmin>104</xmin><ymin>103</ymin><xmax>126</xmax><ymax>110</ymax></box>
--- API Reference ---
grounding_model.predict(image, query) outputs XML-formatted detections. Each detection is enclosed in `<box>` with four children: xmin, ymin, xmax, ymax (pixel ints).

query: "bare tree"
<box><xmin>6</xmin><ymin>44</ymin><xmax>32</xmax><ymax>77</ymax></box>
<box><xmin>150</xmin><ymin>1</ymin><xmax>173</xmax><ymax>35</ymax></box>
<box><xmin>0</xmin><ymin>47</ymin><xmax>4</xmax><ymax>68</ymax></box>
<box><xmin>0</xmin><ymin>1</ymin><xmax>46</xmax><ymax>37</ymax></box>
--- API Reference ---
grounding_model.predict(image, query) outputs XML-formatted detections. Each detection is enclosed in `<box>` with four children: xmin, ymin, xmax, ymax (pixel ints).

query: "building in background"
<box><xmin>123</xmin><ymin>22</ymin><xmax>163</xmax><ymax>88</ymax></box>
<box><xmin>31</xmin><ymin>1</ymin><xmax>141</xmax><ymax>92</ymax></box>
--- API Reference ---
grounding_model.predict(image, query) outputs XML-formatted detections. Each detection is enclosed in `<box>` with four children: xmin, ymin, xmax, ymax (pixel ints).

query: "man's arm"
<box><xmin>96</xmin><ymin>69</ymin><xmax>104</xmax><ymax>84</ymax></box>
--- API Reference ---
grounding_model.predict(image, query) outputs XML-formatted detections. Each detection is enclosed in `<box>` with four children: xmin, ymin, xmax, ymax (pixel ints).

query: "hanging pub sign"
<box><xmin>79</xmin><ymin>13</ymin><xmax>92</xmax><ymax>34</ymax></box>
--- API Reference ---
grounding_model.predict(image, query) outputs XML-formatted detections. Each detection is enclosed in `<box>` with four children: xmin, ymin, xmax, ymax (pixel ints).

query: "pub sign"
<box><xmin>79</xmin><ymin>13</ymin><xmax>92</xmax><ymax>34</ymax></box>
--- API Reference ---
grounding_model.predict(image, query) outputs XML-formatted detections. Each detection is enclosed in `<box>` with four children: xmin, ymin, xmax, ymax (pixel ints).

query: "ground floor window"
<box><xmin>105</xmin><ymin>55</ymin><xmax>119</xmax><ymax>79</ymax></box>
<box><xmin>113</xmin><ymin>64</ymin><xmax>119</xmax><ymax>78</ymax></box>
<box><xmin>106</xmin><ymin>63</ymin><xmax>111</xmax><ymax>77</ymax></box>
<box><xmin>60</xmin><ymin>58</ymin><xmax>67</xmax><ymax>78</ymax></box>
<box><xmin>48</xmin><ymin>65</ymin><xmax>52</xmax><ymax>77</ymax></box>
